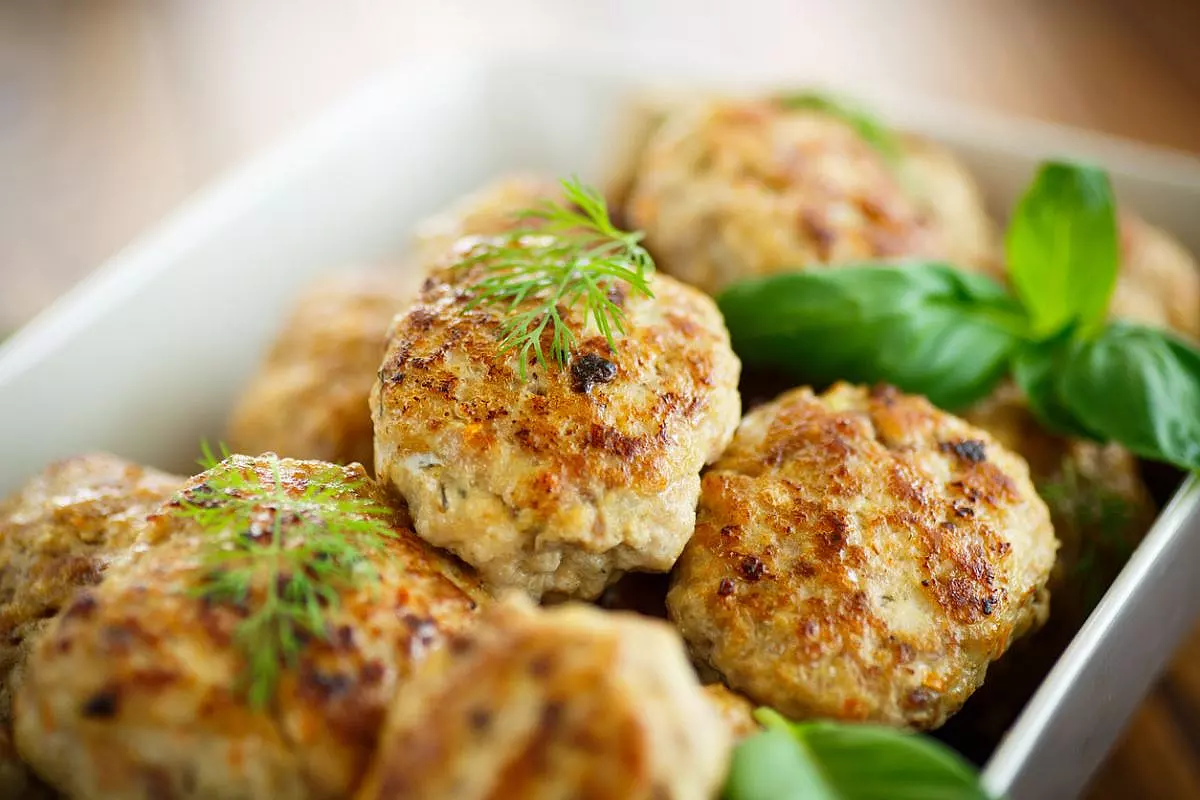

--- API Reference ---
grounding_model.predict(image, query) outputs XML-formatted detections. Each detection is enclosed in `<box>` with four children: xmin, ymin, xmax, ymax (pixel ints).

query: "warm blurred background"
<box><xmin>2</xmin><ymin>1</ymin><xmax>1199</xmax><ymax>796</ymax></box>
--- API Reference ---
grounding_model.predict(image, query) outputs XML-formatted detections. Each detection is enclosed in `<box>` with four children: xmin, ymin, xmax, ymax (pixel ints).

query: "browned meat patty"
<box><xmin>667</xmin><ymin>383</ymin><xmax>1057</xmax><ymax>730</ymax></box>
<box><xmin>355</xmin><ymin>597</ymin><xmax>730</xmax><ymax>800</ymax></box>
<box><xmin>227</xmin><ymin>269</ymin><xmax>418</xmax><ymax>469</ymax></box>
<box><xmin>621</xmin><ymin>96</ymin><xmax>993</xmax><ymax>295</ymax></box>
<box><xmin>0</xmin><ymin>453</ymin><xmax>182</xmax><ymax>797</ymax></box>
<box><xmin>14</xmin><ymin>456</ymin><xmax>487</xmax><ymax>800</ymax></box>
<box><xmin>372</xmin><ymin>241</ymin><xmax>741</xmax><ymax>600</ymax></box>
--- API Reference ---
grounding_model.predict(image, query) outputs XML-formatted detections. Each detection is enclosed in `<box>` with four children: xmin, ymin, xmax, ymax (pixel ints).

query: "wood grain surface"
<box><xmin>1</xmin><ymin>2</ymin><xmax>1198</xmax><ymax>797</ymax></box>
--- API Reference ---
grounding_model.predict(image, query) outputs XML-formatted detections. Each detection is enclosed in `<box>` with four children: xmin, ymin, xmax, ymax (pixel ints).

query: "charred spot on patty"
<box><xmin>570</xmin><ymin>353</ymin><xmax>618</xmax><ymax>394</ymax></box>
<box><xmin>81</xmin><ymin>689</ymin><xmax>120</xmax><ymax>719</ymax></box>
<box><xmin>941</xmin><ymin>439</ymin><xmax>988</xmax><ymax>464</ymax></box>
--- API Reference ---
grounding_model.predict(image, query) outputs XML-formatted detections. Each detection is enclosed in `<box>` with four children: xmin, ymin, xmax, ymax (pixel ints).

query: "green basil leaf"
<box><xmin>717</xmin><ymin>263</ymin><xmax>1026</xmax><ymax>410</ymax></box>
<box><xmin>1005</xmin><ymin>160</ymin><xmax>1119</xmax><ymax>339</ymax></box>
<box><xmin>789</xmin><ymin>722</ymin><xmax>992</xmax><ymax>800</ymax></box>
<box><xmin>776</xmin><ymin>92</ymin><xmax>902</xmax><ymax>163</ymax></box>
<box><xmin>724</xmin><ymin>709</ymin><xmax>990</xmax><ymax>800</ymax></box>
<box><xmin>1010</xmin><ymin>331</ymin><xmax>1101</xmax><ymax>439</ymax></box>
<box><xmin>1057</xmin><ymin>322</ymin><xmax>1200</xmax><ymax>470</ymax></box>
<box><xmin>722</xmin><ymin>729</ymin><xmax>819</xmax><ymax>800</ymax></box>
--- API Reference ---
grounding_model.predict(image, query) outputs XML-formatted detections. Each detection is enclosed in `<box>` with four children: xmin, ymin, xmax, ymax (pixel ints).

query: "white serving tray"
<box><xmin>1</xmin><ymin>53</ymin><xmax>1198</xmax><ymax>800</ymax></box>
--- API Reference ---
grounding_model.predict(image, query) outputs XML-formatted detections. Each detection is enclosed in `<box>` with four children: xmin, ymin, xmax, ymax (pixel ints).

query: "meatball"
<box><xmin>702</xmin><ymin>683</ymin><xmax>760</xmax><ymax>741</ymax></box>
<box><xmin>0</xmin><ymin>454</ymin><xmax>181</xmax><ymax>796</ymax></box>
<box><xmin>227</xmin><ymin>269</ymin><xmax>418</xmax><ymax>469</ymax></box>
<box><xmin>623</xmin><ymin>97</ymin><xmax>988</xmax><ymax>295</ymax></box>
<box><xmin>604</xmin><ymin>89</ymin><xmax>704</xmax><ymax>220</ymax></box>
<box><xmin>944</xmin><ymin>384</ymin><xmax>1156</xmax><ymax>757</ymax></box>
<box><xmin>667</xmin><ymin>383</ymin><xmax>1057</xmax><ymax>730</ymax></box>
<box><xmin>411</xmin><ymin>174</ymin><xmax>562</xmax><ymax>267</ymax></box>
<box><xmin>1110</xmin><ymin>212</ymin><xmax>1200</xmax><ymax>340</ymax></box>
<box><xmin>354</xmin><ymin>597</ymin><xmax>730</xmax><ymax>800</ymax></box>
<box><xmin>963</xmin><ymin>382</ymin><xmax>1155</xmax><ymax>625</ymax></box>
<box><xmin>14</xmin><ymin>456</ymin><xmax>486</xmax><ymax>800</ymax></box>
<box><xmin>371</xmin><ymin>247</ymin><xmax>741</xmax><ymax>600</ymax></box>
<box><xmin>898</xmin><ymin>133</ymin><xmax>1001</xmax><ymax>275</ymax></box>
<box><xmin>0</xmin><ymin>454</ymin><xmax>182</xmax><ymax>713</ymax></box>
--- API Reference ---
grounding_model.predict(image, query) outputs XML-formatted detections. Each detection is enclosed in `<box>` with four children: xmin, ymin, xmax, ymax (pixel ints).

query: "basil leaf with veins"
<box><xmin>1056</xmin><ymin>322</ymin><xmax>1200</xmax><ymax>469</ymax></box>
<box><xmin>1005</xmin><ymin>160</ymin><xmax>1119</xmax><ymax>339</ymax></box>
<box><xmin>717</xmin><ymin>262</ymin><xmax>1027</xmax><ymax>410</ymax></box>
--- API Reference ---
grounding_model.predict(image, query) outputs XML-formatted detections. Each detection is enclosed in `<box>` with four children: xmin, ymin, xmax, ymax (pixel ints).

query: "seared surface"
<box><xmin>355</xmin><ymin>598</ymin><xmax>730</xmax><ymax>800</ymax></box>
<box><xmin>0</xmin><ymin>453</ymin><xmax>181</xmax><ymax>797</ymax></box>
<box><xmin>667</xmin><ymin>383</ymin><xmax>1057</xmax><ymax>729</ymax></box>
<box><xmin>14</xmin><ymin>457</ymin><xmax>486</xmax><ymax>800</ymax></box>
<box><xmin>372</xmin><ymin>247</ymin><xmax>741</xmax><ymax>600</ymax></box>
<box><xmin>624</xmin><ymin>97</ymin><xmax>986</xmax><ymax>295</ymax></box>
<box><xmin>0</xmin><ymin>454</ymin><xmax>182</xmax><ymax>719</ymax></box>
<box><xmin>701</xmin><ymin>683</ymin><xmax>760</xmax><ymax>741</ymax></box>
<box><xmin>944</xmin><ymin>383</ymin><xmax>1157</xmax><ymax>757</ymax></box>
<box><xmin>227</xmin><ymin>269</ymin><xmax>418</xmax><ymax>469</ymax></box>
<box><xmin>411</xmin><ymin>175</ymin><xmax>562</xmax><ymax>267</ymax></box>
<box><xmin>963</xmin><ymin>381</ymin><xmax>1156</xmax><ymax>624</ymax></box>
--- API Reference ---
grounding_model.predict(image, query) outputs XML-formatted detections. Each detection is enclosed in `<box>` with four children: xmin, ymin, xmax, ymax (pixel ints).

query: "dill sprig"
<box><xmin>453</xmin><ymin>176</ymin><xmax>655</xmax><ymax>378</ymax></box>
<box><xmin>197</xmin><ymin>439</ymin><xmax>231</xmax><ymax>470</ymax></box>
<box><xmin>171</xmin><ymin>452</ymin><xmax>397</xmax><ymax>708</ymax></box>
<box><xmin>775</xmin><ymin>91</ymin><xmax>903</xmax><ymax>164</ymax></box>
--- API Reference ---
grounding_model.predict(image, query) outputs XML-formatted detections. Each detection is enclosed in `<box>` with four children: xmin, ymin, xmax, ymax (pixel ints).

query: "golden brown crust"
<box><xmin>228</xmin><ymin>177</ymin><xmax>562</xmax><ymax>470</ymax></box>
<box><xmin>946</xmin><ymin>385</ymin><xmax>1157</xmax><ymax>756</ymax></box>
<box><xmin>411</xmin><ymin>175</ymin><xmax>563</xmax><ymax>267</ymax></box>
<box><xmin>963</xmin><ymin>382</ymin><xmax>1156</xmax><ymax>623</ymax></box>
<box><xmin>355</xmin><ymin>598</ymin><xmax>730</xmax><ymax>800</ymax></box>
<box><xmin>701</xmin><ymin>684</ymin><xmax>760</xmax><ymax>741</ymax></box>
<box><xmin>625</xmin><ymin>97</ymin><xmax>949</xmax><ymax>295</ymax></box>
<box><xmin>667</xmin><ymin>383</ymin><xmax>1057</xmax><ymax>730</ymax></box>
<box><xmin>227</xmin><ymin>269</ymin><xmax>419</xmax><ymax>469</ymax></box>
<box><xmin>0</xmin><ymin>454</ymin><xmax>182</xmax><ymax>716</ymax></box>
<box><xmin>0</xmin><ymin>453</ymin><xmax>182</xmax><ymax>796</ymax></box>
<box><xmin>603</xmin><ymin>90</ymin><xmax>706</xmax><ymax>220</ymax></box>
<box><xmin>371</xmin><ymin>246</ymin><xmax>741</xmax><ymax>600</ymax></box>
<box><xmin>14</xmin><ymin>457</ymin><xmax>487</xmax><ymax>800</ymax></box>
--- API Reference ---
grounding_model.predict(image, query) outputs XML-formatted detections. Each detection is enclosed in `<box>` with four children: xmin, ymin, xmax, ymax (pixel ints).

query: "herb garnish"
<box><xmin>1006</xmin><ymin>162</ymin><xmax>1119</xmax><ymax>338</ymax></box>
<box><xmin>723</xmin><ymin>708</ymin><xmax>991</xmax><ymax>800</ymax></box>
<box><xmin>715</xmin><ymin>263</ymin><xmax>1025</xmax><ymax>410</ymax></box>
<box><xmin>776</xmin><ymin>91</ymin><xmax>903</xmax><ymax>164</ymax></box>
<box><xmin>454</xmin><ymin>177</ymin><xmax>654</xmax><ymax>378</ymax></box>
<box><xmin>173</xmin><ymin>450</ymin><xmax>396</xmax><ymax>708</ymax></box>
<box><xmin>718</xmin><ymin>159</ymin><xmax>1200</xmax><ymax>471</ymax></box>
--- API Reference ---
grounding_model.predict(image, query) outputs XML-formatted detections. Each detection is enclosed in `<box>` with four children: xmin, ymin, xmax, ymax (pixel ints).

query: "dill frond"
<box><xmin>453</xmin><ymin>176</ymin><xmax>655</xmax><ymax>378</ymax></box>
<box><xmin>775</xmin><ymin>91</ymin><xmax>902</xmax><ymax>164</ymax></box>
<box><xmin>171</xmin><ymin>453</ymin><xmax>396</xmax><ymax>708</ymax></box>
<box><xmin>197</xmin><ymin>439</ymin><xmax>232</xmax><ymax>471</ymax></box>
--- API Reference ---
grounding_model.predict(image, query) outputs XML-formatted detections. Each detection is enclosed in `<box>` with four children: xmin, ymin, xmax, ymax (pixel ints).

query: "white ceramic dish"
<box><xmin>1</xmin><ymin>54</ymin><xmax>1198</xmax><ymax>800</ymax></box>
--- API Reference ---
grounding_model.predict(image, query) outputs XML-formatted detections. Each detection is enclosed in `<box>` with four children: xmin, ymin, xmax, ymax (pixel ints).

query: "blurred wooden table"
<box><xmin>2</xmin><ymin>2</ymin><xmax>1199</xmax><ymax>797</ymax></box>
